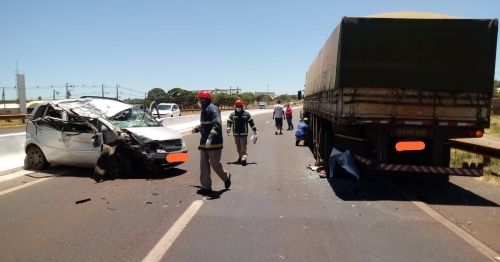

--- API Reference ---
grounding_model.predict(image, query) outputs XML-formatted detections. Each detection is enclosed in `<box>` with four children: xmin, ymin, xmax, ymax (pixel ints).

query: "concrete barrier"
<box><xmin>0</xmin><ymin>133</ymin><xmax>28</xmax><ymax>174</ymax></box>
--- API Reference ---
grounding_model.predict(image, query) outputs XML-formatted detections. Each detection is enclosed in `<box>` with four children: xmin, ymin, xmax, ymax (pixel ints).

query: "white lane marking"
<box><xmin>0</xmin><ymin>170</ymin><xmax>34</xmax><ymax>183</ymax></box>
<box><xmin>142</xmin><ymin>200</ymin><xmax>204</xmax><ymax>262</ymax></box>
<box><xmin>0</xmin><ymin>169</ymin><xmax>74</xmax><ymax>197</ymax></box>
<box><xmin>396</xmin><ymin>187</ymin><xmax>500</xmax><ymax>261</ymax></box>
<box><xmin>0</xmin><ymin>132</ymin><xmax>26</xmax><ymax>138</ymax></box>
<box><xmin>0</xmin><ymin>177</ymin><xmax>52</xmax><ymax>196</ymax></box>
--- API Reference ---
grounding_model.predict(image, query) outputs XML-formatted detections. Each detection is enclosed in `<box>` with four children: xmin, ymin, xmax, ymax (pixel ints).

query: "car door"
<box><xmin>32</xmin><ymin>104</ymin><xmax>67</xmax><ymax>164</ymax></box>
<box><xmin>172</xmin><ymin>105</ymin><xmax>180</xmax><ymax>117</ymax></box>
<box><xmin>60</xmin><ymin>116</ymin><xmax>101</xmax><ymax>166</ymax></box>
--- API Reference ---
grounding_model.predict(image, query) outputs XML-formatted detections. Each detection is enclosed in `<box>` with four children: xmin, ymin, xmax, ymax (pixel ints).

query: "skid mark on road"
<box><xmin>395</xmin><ymin>186</ymin><xmax>500</xmax><ymax>261</ymax></box>
<box><xmin>142</xmin><ymin>200</ymin><xmax>204</xmax><ymax>262</ymax></box>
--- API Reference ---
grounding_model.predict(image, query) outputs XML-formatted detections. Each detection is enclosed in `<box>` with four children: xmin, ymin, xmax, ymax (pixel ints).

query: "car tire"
<box><xmin>107</xmin><ymin>152</ymin><xmax>132</xmax><ymax>178</ymax></box>
<box><xmin>27</xmin><ymin>145</ymin><xmax>50</xmax><ymax>170</ymax></box>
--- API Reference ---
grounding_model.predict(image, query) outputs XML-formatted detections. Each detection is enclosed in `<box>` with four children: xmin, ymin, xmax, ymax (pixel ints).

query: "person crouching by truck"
<box><xmin>227</xmin><ymin>99</ymin><xmax>257</xmax><ymax>166</ymax></box>
<box><xmin>295</xmin><ymin>118</ymin><xmax>309</xmax><ymax>146</ymax></box>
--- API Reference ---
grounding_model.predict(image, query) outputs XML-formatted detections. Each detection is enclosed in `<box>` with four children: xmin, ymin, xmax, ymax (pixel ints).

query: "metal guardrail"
<box><xmin>0</xmin><ymin>114</ymin><xmax>28</xmax><ymax>121</ymax></box>
<box><xmin>449</xmin><ymin>139</ymin><xmax>500</xmax><ymax>165</ymax></box>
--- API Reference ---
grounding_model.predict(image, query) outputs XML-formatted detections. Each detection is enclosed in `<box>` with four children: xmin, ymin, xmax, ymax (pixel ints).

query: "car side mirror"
<box><xmin>91</xmin><ymin>133</ymin><xmax>103</xmax><ymax>147</ymax></box>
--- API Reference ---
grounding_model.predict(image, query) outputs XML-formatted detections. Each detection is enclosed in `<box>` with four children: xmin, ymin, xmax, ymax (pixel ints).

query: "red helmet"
<box><xmin>197</xmin><ymin>91</ymin><xmax>212</xmax><ymax>99</ymax></box>
<box><xmin>234</xmin><ymin>99</ymin><xmax>243</xmax><ymax>107</ymax></box>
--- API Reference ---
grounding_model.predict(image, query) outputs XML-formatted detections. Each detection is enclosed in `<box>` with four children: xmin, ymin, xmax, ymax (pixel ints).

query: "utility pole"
<box><xmin>53</xmin><ymin>90</ymin><xmax>55</xmax><ymax>100</ymax></box>
<box><xmin>102</xmin><ymin>84</ymin><xmax>104</xmax><ymax>97</ymax></box>
<box><xmin>116</xmin><ymin>85</ymin><xmax>119</xmax><ymax>99</ymax></box>
<box><xmin>66</xmin><ymin>83</ymin><xmax>69</xmax><ymax>99</ymax></box>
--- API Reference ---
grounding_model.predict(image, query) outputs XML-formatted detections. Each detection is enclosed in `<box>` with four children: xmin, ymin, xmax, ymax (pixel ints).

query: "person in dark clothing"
<box><xmin>192</xmin><ymin>91</ymin><xmax>231</xmax><ymax>193</ymax></box>
<box><xmin>227</xmin><ymin>99</ymin><xmax>257</xmax><ymax>166</ymax></box>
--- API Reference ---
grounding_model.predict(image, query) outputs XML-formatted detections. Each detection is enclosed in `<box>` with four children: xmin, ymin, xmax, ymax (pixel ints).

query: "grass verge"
<box><xmin>485</xmin><ymin>115</ymin><xmax>500</xmax><ymax>138</ymax></box>
<box><xmin>450</xmin><ymin>149</ymin><xmax>500</xmax><ymax>184</ymax></box>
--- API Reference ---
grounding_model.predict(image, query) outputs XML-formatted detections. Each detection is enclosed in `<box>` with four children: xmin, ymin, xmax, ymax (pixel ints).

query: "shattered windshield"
<box><xmin>157</xmin><ymin>105</ymin><xmax>172</xmax><ymax>110</ymax></box>
<box><xmin>108</xmin><ymin>108</ymin><xmax>161</xmax><ymax>128</ymax></box>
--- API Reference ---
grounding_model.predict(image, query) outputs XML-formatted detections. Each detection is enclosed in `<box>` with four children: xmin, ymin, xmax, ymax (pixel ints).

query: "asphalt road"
<box><xmin>0</xmin><ymin>112</ymin><xmax>499</xmax><ymax>262</ymax></box>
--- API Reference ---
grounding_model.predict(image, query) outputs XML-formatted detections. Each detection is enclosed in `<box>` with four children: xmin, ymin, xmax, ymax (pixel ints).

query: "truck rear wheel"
<box><xmin>323</xmin><ymin>131</ymin><xmax>334</xmax><ymax>175</ymax></box>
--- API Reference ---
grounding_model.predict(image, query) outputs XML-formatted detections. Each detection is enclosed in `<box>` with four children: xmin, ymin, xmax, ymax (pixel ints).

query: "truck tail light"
<box><xmin>475</xmin><ymin>130</ymin><xmax>483</xmax><ymax>137</ymax></box>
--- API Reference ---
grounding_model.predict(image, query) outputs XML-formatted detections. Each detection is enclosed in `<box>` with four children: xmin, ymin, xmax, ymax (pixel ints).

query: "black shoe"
<box><xmin>225</xmin><ymin>174</ymin><xmax>232</xmax><ymax>189</ymax></box>
<box><xmin>279</xmin><ymin>132</ymin><xmax>283</xmax><ymax>135</ymax></box>
<box><xmin>241</xmin><ymin>159</ymin><xmax>247</xmax><ymax>166</ymax></box>
<box><xmin>197</xmin><ymin>188</ymin><xmax>213</xmax><ymax>195</ymax></box>
<box><xmin>275</xmin><ymin>131</ymin><xmax>278</xmax><ymax>135</ymax></box>
<box><xmin>236</xmin><ymin>158</ymin><xmax>241</xmax><ymax>163</ymax></box>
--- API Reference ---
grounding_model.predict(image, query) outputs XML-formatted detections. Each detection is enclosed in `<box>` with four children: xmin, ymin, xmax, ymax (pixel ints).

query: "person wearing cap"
<box><xmin>192</xmin><ymin>91</ymin><xmax>231</xmax><ymax>193</ymax></box>
<box><xmin>227</xmin><ymin>99</ymin><xmax>257</xmax><ymax>166</ymax></box>
<box><xmin>295</xmin><ymin>117</ymin><xmax>309</xmax><ymax>146</ymax></box>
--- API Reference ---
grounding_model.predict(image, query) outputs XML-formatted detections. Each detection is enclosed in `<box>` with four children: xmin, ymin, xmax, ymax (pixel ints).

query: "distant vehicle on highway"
<box><xmin>24</xmin><ymin>97</ymin><xmax>188</xmax><ymax>178</ymax></box>
<box><xmin>155</xmin><ymin>103</ymin><xmax>181</xmax><ymax>118</ymax></box>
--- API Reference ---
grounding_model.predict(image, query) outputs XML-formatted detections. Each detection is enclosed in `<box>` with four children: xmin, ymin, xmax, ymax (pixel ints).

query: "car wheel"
<box><xmin>107</xmin><ymin>152</ymin><xmax>132</xmax><ymax>178</ymax></box>
<box><xmin>27</xmin><ymin>145</ymin><xmax>50</xmax><ymax>170</ymax></box>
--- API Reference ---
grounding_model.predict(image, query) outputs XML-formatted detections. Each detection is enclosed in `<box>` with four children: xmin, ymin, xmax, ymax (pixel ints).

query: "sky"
<box><xmin>1</xmin><ymin>0</ymin><xmax>499</xmax><ymax>101</ymax></box>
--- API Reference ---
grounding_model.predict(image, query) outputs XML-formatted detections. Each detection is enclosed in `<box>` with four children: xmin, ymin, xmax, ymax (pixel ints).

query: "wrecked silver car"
<box><xmin>24</xmin><ymin>97</ymin><xmax>188</xmax><ymax>182</ymax></box>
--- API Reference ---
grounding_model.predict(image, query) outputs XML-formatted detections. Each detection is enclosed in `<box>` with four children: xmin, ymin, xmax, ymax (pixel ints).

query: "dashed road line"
<box><xmin>142</xmin><ymin>200</ymin><xmax>204</xmax><ymax>262</ymax></box>
<box><xmin>0</xmin><ymin>170</ymin><xmax>34</xmax><ymax>183</ymax></box>
<box><xmin>0</xmin><ymin>169</ymin><xmax>75</xmax><ymax>197</ymax></box>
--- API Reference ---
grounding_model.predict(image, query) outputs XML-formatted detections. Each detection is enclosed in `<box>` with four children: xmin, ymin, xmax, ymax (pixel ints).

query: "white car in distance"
<box><xmin>154</xmin><ymin>103</ymin><xmax>181</xmax><ymax>118</ymax></box>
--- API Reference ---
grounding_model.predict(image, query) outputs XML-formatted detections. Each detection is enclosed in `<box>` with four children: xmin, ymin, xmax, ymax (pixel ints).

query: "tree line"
<box><xmin>123</xmin><ymin>87</ymin><xmax>299</xmax><ymax>109</ymax></box>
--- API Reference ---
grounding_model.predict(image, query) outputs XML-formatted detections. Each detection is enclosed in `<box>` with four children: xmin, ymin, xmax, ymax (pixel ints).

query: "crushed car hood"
<box><xmin>56</xmin><ymin>99</ymin><xmax>133</xmax><ymax>119</ymax></box>
<box><xmin>124</xmin><ymin>126</ymin><xmax>183</xmax><ymax>142</ymax></box>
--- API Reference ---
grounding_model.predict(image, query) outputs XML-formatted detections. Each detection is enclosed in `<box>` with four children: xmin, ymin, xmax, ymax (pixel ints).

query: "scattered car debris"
<box><xmin>146</xmin><ymin>201</ymin><xmax>153</xmax><ymax>205</ymax></box>
<box><xmin>76</xmin><ymin>198</ymin><xmax>91</xmax><ymax>204</ymax></box>
<box><xmin>107</xmin><ymin>207</ymin><xmax>117</xmax><ymax>211</ymax></box>
<box><xmin>307</xmin><ymin>165</ymin><xmax>322</xmax><ymax>171</ymax></box>
<box><xmin>153</xmin><ymin>193</ymin><xmax>159</xmax><ymax>196</ymax></box>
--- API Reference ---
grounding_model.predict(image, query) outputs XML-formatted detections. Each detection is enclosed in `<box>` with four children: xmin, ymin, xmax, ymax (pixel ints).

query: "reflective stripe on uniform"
<box><xmin>201</xmin><ymin>121</ymin><xmax>213</xmax><ymax>124</ymax></box>
<box><xmin>210</xmin><ymin>129</ymin><xmax>218</xmax><ymax>135</ymax></box>
<box><xmin>199</xmin><ymin>143</ymin><xmax>223</xmax><ymax>148</ymax></box>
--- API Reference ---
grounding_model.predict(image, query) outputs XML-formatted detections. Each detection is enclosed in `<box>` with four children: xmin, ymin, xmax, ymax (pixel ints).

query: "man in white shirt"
<box><xmin>273</xmin><ymin>100</ymin><xmax>284</xmax><ymax>135</ymax></box>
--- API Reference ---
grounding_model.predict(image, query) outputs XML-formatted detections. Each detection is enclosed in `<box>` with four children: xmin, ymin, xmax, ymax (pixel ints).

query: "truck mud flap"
<box><xmin>379</xmin><ymin>164</ymin><xmax>482</xmax><ymax>177</ymax></box>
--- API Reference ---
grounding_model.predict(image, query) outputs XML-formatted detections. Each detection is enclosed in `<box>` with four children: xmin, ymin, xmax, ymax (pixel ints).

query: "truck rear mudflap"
<box><xmin>354</xmin><ymin>154</ymin><xmax>483</xmax><ymax>177</ymax></box>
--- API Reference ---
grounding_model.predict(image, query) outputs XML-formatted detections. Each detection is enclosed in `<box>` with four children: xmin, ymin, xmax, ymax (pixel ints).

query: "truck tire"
<box><xmin>27</xmin><ymin>145</ymin><xmax>50</xmax><ymax>170</ymax></box>
<box><xmin>323</xmin><ymin>131</ymin><xmax>334</xmax><ymax>175</ymax></box>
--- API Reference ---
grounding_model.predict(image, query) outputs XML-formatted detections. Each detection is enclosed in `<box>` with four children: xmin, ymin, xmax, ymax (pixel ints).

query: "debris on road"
<box><xmin>468</xmin><ymin>221</ymin><xmax>472</xmax><ymax>225</ymax></box>
<box><xmin>152</xmin><ymin>193</ymin><xmax>159</xmax><ymax>196</ymax></box>
<box><xmin>307</xmin><ymin>165</ymin><xmax>322</xmax><ymax>171</ymax></box>
<box><xmin>107</xmin><ymin>207</ymin><xmax>117</xmax><ymax>211</ymax></box>
<box><xmin>146</xmin><ymin>201</ymin><xmax>153</xmax><ymax>205</ymax></box>
<box><xmin>75</xmin><ymin>198</ymin><xmax>91</xmax><ymax>204</ymax></box>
